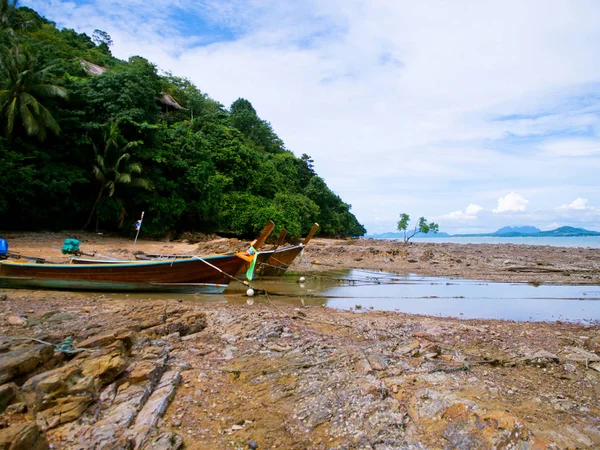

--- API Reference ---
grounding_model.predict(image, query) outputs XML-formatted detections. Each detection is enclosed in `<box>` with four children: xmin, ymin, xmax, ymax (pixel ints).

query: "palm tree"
<box><xmin>0</xmin><ymin>44</ymin><xmax>67</xmax><ymax>140</ymax></box>
<box><xmin>84</xmin><ymin>121</ymin><xmax>151</xmax><ymax>229</ymax></box>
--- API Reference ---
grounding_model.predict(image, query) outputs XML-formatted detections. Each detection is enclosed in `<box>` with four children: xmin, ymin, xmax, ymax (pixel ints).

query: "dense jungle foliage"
<box><xmin>0</xmin><ymin>2</ymin><xmax>365</xmax><ymax>238</ymax></box>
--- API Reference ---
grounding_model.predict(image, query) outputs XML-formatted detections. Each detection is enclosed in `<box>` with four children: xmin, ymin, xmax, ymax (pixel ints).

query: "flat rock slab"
<box><xmin>0</xmin><ymin>422</ymin><xmax>48</xmax><ymax>450</ymax></box>
<box><xmin>0</xmin><ymin>344</ymin><xmax>54</xmax><ymax>385</ymax></box>
<box><xmin>126</xmin><ymin>371</ymin><xmax>181</xmax><ymax>449</ymax></box>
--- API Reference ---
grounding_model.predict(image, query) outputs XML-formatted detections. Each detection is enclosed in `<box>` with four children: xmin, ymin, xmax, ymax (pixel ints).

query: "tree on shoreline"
<box><xmin>84</xmin><ymin>121</ymin><xmax>150</xmax><ymax>229</ymax></box>
<box><xmin>0</xmin><ymin>45</ymin><xmax>67</xmax><ymax>140</ymax></box>
<box><xmin>397</xmin><ymin>213</ymin><xmax>439</xmax><ymax>243</ymax></box>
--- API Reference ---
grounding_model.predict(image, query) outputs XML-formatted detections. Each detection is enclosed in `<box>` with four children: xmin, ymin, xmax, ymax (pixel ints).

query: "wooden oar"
<box><xmin>252</xmin><ymin>220</ymin><xmax>275</xmax><ymax>250</ymax></box>
<box><xmin>302</xmin><ymin>223</ymin><xmax>320</xmax><ymax>246</ymax></box>
<box><xmin>271</xmin><ymin>229</ymin><xmax>288</xmax><ymax>250</ymax></box>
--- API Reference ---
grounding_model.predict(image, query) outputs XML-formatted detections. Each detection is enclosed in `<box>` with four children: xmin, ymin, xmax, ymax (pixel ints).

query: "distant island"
<box><xmin>455</xmin><ymin>226</ymin><xmax>600</xmax><ymax>237</ymax></box>
<box><xmin>367</xmin><ymin>226</ymin><xmax>600</xmax><ymax>239</ymax></box>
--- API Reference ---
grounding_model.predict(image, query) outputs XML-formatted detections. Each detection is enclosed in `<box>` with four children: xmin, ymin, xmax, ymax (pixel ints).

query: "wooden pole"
<box><xmin>302</xmin><ymin>223</ymin><xmax>320</xmax><ymax>246</ymax></box>
<box><xmin>133</xmin><ymin>211</ymin><xmax>144</xmax><ymax>250</ymax></box>
<box><xmin>272</xmin><ymin>229</ymin><xmax>287</xmax><ymax>250</ymax></box>
<box><xmin>253</xmin><ymin>220</ymin><xmax>275</xmax><ymax>250</ymax></box>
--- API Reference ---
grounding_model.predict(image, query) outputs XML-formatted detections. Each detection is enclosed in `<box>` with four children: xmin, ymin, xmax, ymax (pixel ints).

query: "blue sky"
<box><xmin>25</xmin><ymin>0</ymin><xmax>600</xmax><ymax>234</ymax></box>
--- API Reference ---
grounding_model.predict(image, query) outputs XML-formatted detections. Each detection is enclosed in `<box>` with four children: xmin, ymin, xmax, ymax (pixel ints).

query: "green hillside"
<box><xmin>0</xmin><ymin>3</ymin><xmax>365</xmax><ymax>238</ymax></box>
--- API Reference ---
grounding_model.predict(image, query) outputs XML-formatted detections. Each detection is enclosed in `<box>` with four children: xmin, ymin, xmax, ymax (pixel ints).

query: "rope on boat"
<box><xmin>191</xmin><ymin>255</ymin><xmax>251</xmax><ymax>288</ymax></box>
<box><xmin>261</xmin><ymin>256</ymin><xmax>289</xmax><ymax>268</ymax></box>
<box><xmin>255</xmin><ymin>261</ymin><xmax>289</xmax><ymax>275</ymax></box>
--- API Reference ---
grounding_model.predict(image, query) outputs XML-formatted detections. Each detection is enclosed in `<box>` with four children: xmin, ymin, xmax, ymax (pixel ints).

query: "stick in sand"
<box><xmin>133</xmin><ymin>211</ymin><xmax>144</xmax><ymax>250</ymax></box>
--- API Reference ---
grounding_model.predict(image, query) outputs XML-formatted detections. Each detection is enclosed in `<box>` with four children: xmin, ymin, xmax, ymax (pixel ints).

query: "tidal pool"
<box><xmin>227</xmin><ymin>269</ymin><xmax>600</xmax><ymax>323</ymax></box>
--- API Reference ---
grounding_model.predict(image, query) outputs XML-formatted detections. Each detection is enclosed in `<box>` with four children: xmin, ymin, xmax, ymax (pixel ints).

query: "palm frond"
<box><xmin>106</xmin><ymin>181</ymin><xmax>115</xmax><ymax>197</ymax></box>
<box><xmin>124</xmin><ymin>162</ymin><xmax>142</xmax><ymax>175</ymax></box>
<box><xmin>130</xmin><ymin>178</ymin><xmax>152</xmax><ymax>190</ymax></box>
<box><xmin>20</xmin><ymin>92</ymin><xmax>40</xmax><ymax>116</ymax></box>
<box><xmin>0</xmin><ymin>90</ymin><xmax>11</xmax><ymax>110</ymax></box>
<box><xmin>40</xmin><ymin>104</ymin><xmax>60</xmax><ymax>133</ymax></box>
<box><xmin>103</xmin><ymin>121</ymin><xmax>120</xmax><ymax>152</ymax></box>
<box><xmin>31</xmin><ymin>83</ymin><xmax>67</xmax><ymax>99</ymax></box>
<box><xmin>36</xmin><ymin>63</ymin><xmax>59</xmax><ymax>77</ymax></box>
<box><xmin>19</xmin><ymin>102</ymin><xmax>40</xmax><ymax>138</ymax></box>
<box><xmin>117</xmin><ymin>172</ymin><xmax>132</xmax><ymax>184</ymax></box>
<box><xmin>5</xmin><ymin>96</ymin><xmax>16</xmax><ymax>137</ymax></box>
<box><xmin>92</xmin><ymin>165</ymin><xmax>106</xmax><ymax>183</ymax></box>
<box><xmin>121</xmin><ymin>139</ymin><xmax>143</xmax><ymax>151</ymax></box>
<box><xmin>114</xmin><ymin>152</ymin><xmax>131</xmax><ymax>170</ymax></box>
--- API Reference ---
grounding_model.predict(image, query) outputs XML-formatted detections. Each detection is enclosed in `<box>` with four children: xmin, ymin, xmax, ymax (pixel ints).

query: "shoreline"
<box><xmin>2</xmin><ymin>231</ymin><xmax>600</xmax><ymax>285</ymax></box>
<box><xmin>1</xmin><ymin>231</ymin><xmax>599</xmax><ymax>449</ymax></box>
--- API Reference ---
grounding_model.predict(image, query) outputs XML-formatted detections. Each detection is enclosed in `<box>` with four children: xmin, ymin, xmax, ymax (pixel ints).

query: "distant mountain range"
<box><xmin>367</xmin><ymin>226</ymin><xmax>600</xmax><ymax>239</ymax></box>
<box><xmin>455</xmin><ymin>226</ymin><xmax>600</xmax><ymax>237</ymax></box>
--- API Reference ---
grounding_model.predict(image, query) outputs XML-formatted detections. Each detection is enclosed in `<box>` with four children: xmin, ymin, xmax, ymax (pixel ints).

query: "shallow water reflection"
<box><xmin>227</xmin><ymin>269</ymin><xmax>600</xmax><ymax>323</ymax></box>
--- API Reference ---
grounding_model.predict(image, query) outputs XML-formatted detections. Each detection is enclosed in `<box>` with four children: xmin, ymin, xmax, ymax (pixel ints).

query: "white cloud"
<box><xmin>437</xmin><ymin>203</ymin><xmax>484</xmax><ymax>221</ymax></box>
<box><xmin>493</xmin><ymin>192</ymin><xmax>529</xmax><ymax>213</ymax></box>
<box><xmin>559</xmin><ymin>197</ymin><xmax>588</xmax><ymax>210</ymax></box>
<box><xmin>465</xmin><ymin>204</ymin><xmax>484</xmax><ymax>216</ymax></box>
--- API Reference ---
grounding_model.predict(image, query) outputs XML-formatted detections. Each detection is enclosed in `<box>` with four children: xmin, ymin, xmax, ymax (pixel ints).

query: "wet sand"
<box><xmin>1</xmin><ymin>231</ymin><xmax>599</xmax><ymax>449</ymax></box>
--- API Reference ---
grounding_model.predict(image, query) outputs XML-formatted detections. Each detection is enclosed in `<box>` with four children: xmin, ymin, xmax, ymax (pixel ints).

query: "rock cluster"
<box><xmin>1</xmin><ymin>290</ymin><xmax>599</xmax><ymax>449</ymax></box>
<box><xmin>0</xmin><ymin>304</ymin><xmax>206</xmax><ymax>449</ymax></box>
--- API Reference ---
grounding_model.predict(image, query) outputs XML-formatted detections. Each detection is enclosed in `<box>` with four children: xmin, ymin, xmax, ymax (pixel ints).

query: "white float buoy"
<box><xmin>299</xmin><ymin>276</ymin><xmax>306</xmax><ymax>283</ymax></box>
<box><xmin>246</xmin><ymin>288</ymin><xmax>255</xmax><ymax>297</ymax></box>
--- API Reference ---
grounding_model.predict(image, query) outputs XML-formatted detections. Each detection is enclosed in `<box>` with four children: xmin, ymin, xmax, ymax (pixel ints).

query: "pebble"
<box><xmin>8</xmin><ymin>315</ymin><xmax>26</xmax><ymax>325</ymax></box>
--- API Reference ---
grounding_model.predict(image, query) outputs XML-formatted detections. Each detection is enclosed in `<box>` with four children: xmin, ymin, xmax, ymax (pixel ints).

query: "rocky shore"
<box><xmin>1</xmin><ymin>232</ymin><xmax>599</xmax><ymax>449</ymax></box>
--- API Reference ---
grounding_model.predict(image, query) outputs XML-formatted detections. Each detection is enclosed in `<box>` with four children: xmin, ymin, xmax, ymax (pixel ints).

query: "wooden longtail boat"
<box><xmin>253</xmin><ymin>223</ymin><xmax>319</xmax><ymax>276</ymax></box>
<box><xmin>67</xmin><ymin>221</ymin><xmax>317</xmax><ymax>280</ymax></box>
<box><xmin>0</xmin><ymin>253</ymin><xmax>248</xmax><ymax>294</ymax></box>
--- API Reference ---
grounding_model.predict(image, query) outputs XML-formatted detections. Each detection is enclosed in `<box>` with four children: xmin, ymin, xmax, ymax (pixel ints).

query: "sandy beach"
<box><xmin>1</xmin><ymin>232</ymin><xmax>599</xmax><ymax>449</ymax></box>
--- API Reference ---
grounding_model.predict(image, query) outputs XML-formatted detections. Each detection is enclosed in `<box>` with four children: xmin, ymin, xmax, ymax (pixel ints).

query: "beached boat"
<box><xmin>252</xmin><ymin>223</ymin><xmax>319</xmax><ymax>276</ymax></box>
<box><xmin>66</xmin><ymin>222</ymin><xmax>318</xmax><ymax>280</ymax></box>
<box><xmin>132</xmin><ymin>223</ymin><xmax>319</xmax><ymax>278</ymax></box>
<box><xmin>0</xmin><ymin>253</ymin><xmax>248</xmax><ymax>293</ymax></box>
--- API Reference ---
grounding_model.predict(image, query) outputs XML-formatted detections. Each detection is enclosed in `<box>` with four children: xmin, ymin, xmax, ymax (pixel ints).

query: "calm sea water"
<box><xmin>225</xmin><ymin>270</ymin><xmax>600</xmax><ymax>324</ymax></box>
<box><xmin>406</xmin><ymin>236</ymin><xmax>600</xmax><ymax>248</ymax></box>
